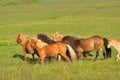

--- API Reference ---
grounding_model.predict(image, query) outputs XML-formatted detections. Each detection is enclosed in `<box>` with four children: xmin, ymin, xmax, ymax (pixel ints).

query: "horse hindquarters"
<box><xmin>57</xmin><ymin>43</ymin><xmax>71</xmax><ymax>62</ymax></box>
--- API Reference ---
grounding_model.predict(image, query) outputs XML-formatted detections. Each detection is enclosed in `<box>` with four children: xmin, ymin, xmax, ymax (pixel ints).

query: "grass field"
<box><xmin>0</xmin><ymin>0</ymin><xmax>120</xmax><ymax>80</ymax></box>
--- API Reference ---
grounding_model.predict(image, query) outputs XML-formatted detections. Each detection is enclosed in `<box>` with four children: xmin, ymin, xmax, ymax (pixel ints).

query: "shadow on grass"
<box><xmin>13</xmin><ymin>53</ymin><xmax>39</xmax><ymax>64</ymax></box>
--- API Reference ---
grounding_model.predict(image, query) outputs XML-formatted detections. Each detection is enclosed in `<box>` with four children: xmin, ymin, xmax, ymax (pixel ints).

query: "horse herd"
<box><xmin>16</xmin><ymin>32</ymin><xmax>120</xmax><ymax>64</ymax></box>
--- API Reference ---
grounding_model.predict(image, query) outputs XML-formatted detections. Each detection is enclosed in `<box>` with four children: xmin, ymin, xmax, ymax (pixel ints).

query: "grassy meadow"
<box><xmin>0</xmin><ymin>0</ymin><xmax>120</xmax><ymax>80</ymax></box>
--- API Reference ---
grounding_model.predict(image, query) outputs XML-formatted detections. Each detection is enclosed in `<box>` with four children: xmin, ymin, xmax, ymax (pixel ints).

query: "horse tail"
<box><xmin>103</xmin><ymin>38</ymin><xmax>112</xmax><ymax>58</ymax></box>
<box><xmin>66</xmin><ymin>45</ymin><xmax>77</xmax><ymax>61</ymax></box>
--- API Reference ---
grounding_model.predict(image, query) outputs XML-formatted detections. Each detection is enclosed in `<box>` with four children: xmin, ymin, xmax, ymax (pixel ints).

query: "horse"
<box><xmin>52</xmin><ymin>33</ymin><xmax>111</xmax><ymax>61</ymax></box>
<box><xmin>16</xmin><ymin>33</ymin><xmax>47</xmax><ymax>61</ymax></box>
<box><xmin>30</xmin><ymin>39</ymin><xmax>76</xmax><ymax>64</ymax></box>
<box><xmin>108</xmin><ymin>39</ymin><xmax>120</xmax><ymax>61</ymax></box>
<box><xmin>37</xmin><ymin>33</ymin><xmax>77</xmax><ymax>61</ymax></box>
<box><xmin>52</xmin><ymin>33</ymin><xmax>94</xmax><ymax>59</ymax></box>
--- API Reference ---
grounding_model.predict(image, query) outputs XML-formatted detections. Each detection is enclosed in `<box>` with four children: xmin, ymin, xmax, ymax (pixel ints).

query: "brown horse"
<box><xmin>30</xmin><ymin>39</ymin><xmax>76</xmax><ymax>64</ymax></box>
<box><xmin>52</xmin><ymin>33</ymin><xmax>111</xmax><ymax>61</ymax></box>
<box><xmin>108</xmin><ymin>39</ymin><xmax>120</xmax><ymax>61</ymax></box>
<box><xmin>52</xmin><ymin>33</ymin><xmax>94</xmax><ymax>58</ymax></box>
<box><xmin>16</xmin><ymin>33</ymin><xmax>47</xmax><ymax>61</ymax></box>
<box><xmin>37</xmin><ymin>33</ymin><xmax>77</xmax><ymax>61</ymax></box>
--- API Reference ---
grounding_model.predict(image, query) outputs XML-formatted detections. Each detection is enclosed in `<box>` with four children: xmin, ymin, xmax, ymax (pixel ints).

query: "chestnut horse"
<box><xmin>16</xmin><ymin>33</ymin><xmax>47</xmax><ymax>61</ymax></box>
<box><xmin>108</xmin><ymin>39</ymin><xmax>120</xmax><ymax>61</ymax></box>
<box><xmin>37</xmin><ymin>33</ymin><xmax>77</xmax><ymax>61</ymax></box>
<box><xmin>30</xmin><ymin>39</ymin><xmax>76</xmax><ymax>64</ymax></box>
<box><xmin>52</xmin><ymin>33</ymin><xmax>111</xmax><ymax>61</ymax></box>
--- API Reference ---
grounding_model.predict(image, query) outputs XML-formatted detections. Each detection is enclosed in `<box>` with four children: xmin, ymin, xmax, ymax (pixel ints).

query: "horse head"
<box><xmin>52</xmin><ymin>32</ymin><xmax>63</xmax><ymax>41</ymax></box>
<box><xmin>107</xmin><ymin>40</ymin><xmax>112</xmax><ymax>48</ymax></box>
<box><xmin>16</xmin><ymin>33</ymin><xmax>28</xmax><ymax>44</ymax></box>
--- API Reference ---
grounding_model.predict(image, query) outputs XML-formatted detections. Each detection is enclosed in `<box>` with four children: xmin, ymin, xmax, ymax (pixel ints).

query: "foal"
<box><xmin>108</xmin><ymin>39</ymin><xmax>120</xmax><ymax>61</ymax></box>
<box><xmin>30</xmin><ymin>39</ymin><xmax>73</xmax><ymax>64</ymax></box>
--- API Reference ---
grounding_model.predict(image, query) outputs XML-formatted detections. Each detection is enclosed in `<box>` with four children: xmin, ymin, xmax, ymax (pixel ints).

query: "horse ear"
<box><xmin>54</xmin><ymin>32</ymin><xmax>58</xmax><ymax>36</ymax></box>
<box><xmin>17</xmin><ymin>33</ymin><xmax>22</xmax><ymax>38</ymax></box>
<box><xmin>59</xmin><ymin>34</ymin><xmax>63</xmax><ymax>38</ymax></box>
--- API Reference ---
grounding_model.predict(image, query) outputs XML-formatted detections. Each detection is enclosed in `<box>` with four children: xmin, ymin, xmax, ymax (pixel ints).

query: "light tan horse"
<box><xmin>16</xmin><ymin>33</ymin><xmax>47</xmax><ymax>61</ymax></box>
<box><xmin>30</xmin><ymin>39</ymin><xmax>76</xmax><ymax>64</ymax></box>
<box><xmin>108</xmin><ymin>39</ymin><xmax>120</xmax><ymax>61</ymax></box>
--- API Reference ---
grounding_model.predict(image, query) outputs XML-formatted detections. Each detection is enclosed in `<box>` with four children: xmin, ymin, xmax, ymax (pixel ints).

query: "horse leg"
<box><xmin>24</xmin><ymin>52</ymin><xmax>27</xmax><ymax>61</ymax></box>
<box><xmin>60</xmin><ymin>53</ymin><xmax>71</xmax><ymax>62</ymax></box>
<box><xmin>57</xmin><ymin>54</ymin><xmax>62</xmax><ymax>62</ymax></box>
<box><xmin>87</xmin><ymin>53</ymin><xmax>93</xmax><ymax>57</ymax></box>
<box><xmin>32</xmin><ymin>54</ymin><xmax>35</xmax><ymax>60</ymax></box>
<box><xmin>40</xmin><ymin>56</ymin><xmax>45</xmax><ymax>65</ymax></box>
<box><xmin>82</xmin><ymin>52</ymin><xmax>93</xmax><ymax>58</ymax></box>
<box><xmin>22</xmin><ymin>45</ymin><xmax>27</xmax><ymax>61</ymax></box>
<box><xmin>93</xmin><ymin>51</ymin><xmax>99</xmax><ymax>62</ymax></box>
<box><xmin>48</xmin><ymin>57</ymin><xmax>51</xmax><ymax>61</ymax></box>
<box><xmin>82</xmin><ymin>52</ymin><xmax>87</xmax><ymax>58</ymax></box>
<box><xmin>99</xmin><ymin>48</ymin><xmax>106</xmax><ymax>59</ymax></box>
<box><xmin>102</xmin><ymin>50</ymin><xmax>106</xmax><ymax>59</ymax></box>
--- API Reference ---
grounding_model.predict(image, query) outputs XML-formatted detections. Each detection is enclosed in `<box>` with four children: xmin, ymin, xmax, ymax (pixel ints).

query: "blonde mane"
<box><xmin>52</xmin><ymin>32</ymin><xmax>63</xmax><ymax>41</ymax></box>
<box><xmin>36</xmin><ymin>39</ymin><xmax>48</xmax><ymax>48</ymax></box>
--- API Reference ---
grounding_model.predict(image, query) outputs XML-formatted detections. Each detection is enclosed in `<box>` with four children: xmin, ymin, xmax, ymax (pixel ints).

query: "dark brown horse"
<box><xmin>52</xmin><ymin>33</ymin><xmax>93</xmax><ymax>58</ymax></box>
<box><xmin>64</xmin><ymin>35</ymin><xmax>112</xmax><ymax>61</ymax></box>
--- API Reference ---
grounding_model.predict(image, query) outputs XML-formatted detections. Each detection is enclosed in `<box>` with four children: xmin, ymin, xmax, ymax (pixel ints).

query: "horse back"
<box><xmin>40</xmin><ymin>42</ymin><xmax>66</xmax><ymax>57</ymax></box>
<box><xmin>77</xmin><ymin>35</ymin><xmax>104</xmax><ymax>52</ymax></box>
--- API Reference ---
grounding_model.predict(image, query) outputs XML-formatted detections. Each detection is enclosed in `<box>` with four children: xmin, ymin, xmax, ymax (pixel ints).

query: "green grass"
<box><xmin>0</xmin><ymin>0</ymin><xmax>120</xmax><ymax>80</ymax></box>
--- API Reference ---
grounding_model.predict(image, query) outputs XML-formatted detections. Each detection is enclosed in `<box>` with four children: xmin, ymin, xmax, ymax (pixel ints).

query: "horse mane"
<box><xmin>62</xmin><ymin>36</ymin><xmax>79</xmax><ymax>41</ymax></box>
<box><xmin>52</xmin><ymin>32</ymin><xmax>63</xmax><ymax>41</ymax></box>
<box><xmin>37</xmin><ymin>34</ymin><xmax>56</xmax><ymax>44</ymax></box>
<box><xmin>63</xmin><ymin>36</ymin><xmax>81</xmax><ymax>45</ymax></box>
<box><xmin>62</xmin><ymin>36</ymin><xmax>81</xmax><ymax>54</ymax></box>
